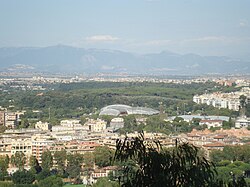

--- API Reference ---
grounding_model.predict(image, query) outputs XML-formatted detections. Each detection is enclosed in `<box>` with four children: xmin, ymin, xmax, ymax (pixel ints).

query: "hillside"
<box><xmin>0</xmin><ymin>45</ymin><xmax>249</xmax><ymax>75</ymax></box>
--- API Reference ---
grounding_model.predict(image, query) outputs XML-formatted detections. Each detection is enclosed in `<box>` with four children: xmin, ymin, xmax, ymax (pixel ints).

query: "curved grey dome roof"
<box><xmin>99</xmin><ymin>104</ymin><xmax>159</xmax><ymax>116</ymax></box>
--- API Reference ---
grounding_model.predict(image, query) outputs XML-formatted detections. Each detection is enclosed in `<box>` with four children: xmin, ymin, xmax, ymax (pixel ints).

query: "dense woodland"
<box><xmin>0</xmin><ymin>82</ymin><xmax>243</xmax><ymax>129</ymax></box>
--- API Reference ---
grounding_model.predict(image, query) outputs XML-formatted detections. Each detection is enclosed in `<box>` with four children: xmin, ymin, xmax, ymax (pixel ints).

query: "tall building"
<box><xmin>4</xmin><ymin>112</ymin><xmax>18</xmax><ymax>128</ymax></box>
<box><xmin>0</xmin><ymin>111</ymin><xmax>5</xmax><ymax>126</ymax></box>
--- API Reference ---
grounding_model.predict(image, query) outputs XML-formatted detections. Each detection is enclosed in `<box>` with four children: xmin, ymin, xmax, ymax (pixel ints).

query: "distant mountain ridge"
<box><xmin>0</xmin><ymin>45</ymin><xmax>249</xmax><ymax>75</ymax></box>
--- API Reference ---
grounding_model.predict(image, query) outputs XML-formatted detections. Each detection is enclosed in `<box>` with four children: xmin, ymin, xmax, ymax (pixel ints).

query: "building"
<box><xmin>85</xmin><ymin>119</ymin><xmax>107</xmax><ymax>132</ymax></box>
<box><xmin>4</xmin><ymin>112</ymin><xmax>18</xmax><ymax>128</ymax></box>
<box><xmin>60</xmin><ymin>119</ymin><xmax>81</xmax><ymax>127</ymax></box>
<box><xmin>52</xmin><ymin>119</ymin><xmax>88</xmax><ymax>132</ymax></box>
<box><xmin>193</xmin><ymin>87</ymin><xmax>250</xmax><ymax>111</ymax></box>
<box><xmin>166</xmin><ymin>115</ymin><xmax>229</xmax><ymax>123</ymax></box>
<box><xmin>235</xmin><ymin>116</ymin><xmax>250</xmax><ymax>128</ymax></box>
<box><xmin>0</xmin><ymin>111</ymin><xmax>5</xmax><ymax>126</ymax></box>
<box><xmin>31</xmin><ymin>135</ymin><xmax>54</xmax><ymax>164</ymax></box>
<box><xmin>35</xmin><ymin>121</ymin><xmax>51</xmax><ymax>131</ymax></box>
<box><xmin>109</xmin><ymin>117</ymin><xmax>124</xmax><ymax>131</ymax></box>
<box><xmin>199</xmin><ymin>119</ymin><xmax>223</xmax><ymax>129</ymax></box>
<box><xmin>99</xmin><ymin>104</ymin><xmax>159</xmax><ymax>116</ymax></box>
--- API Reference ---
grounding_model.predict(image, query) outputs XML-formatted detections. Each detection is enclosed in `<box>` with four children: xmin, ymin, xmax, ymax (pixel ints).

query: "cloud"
<box><xmin>183</xmin><ymin>36</ymin><xmax>226</xmax><ymax>43</ymax></box>
<box><xmin>182</xmin><ymin>36</ymin><xmax>250</xmax><ymax>45</ymax></box>
<box><xmin>239</xmin><ymin>20</ymin><xmax>249</xmax><ymax>27</ymax></box>
<box><xmin>85</xmin><ymin>35</ymin><xmax>119</xmax><ymax>42</ymax></box>
<box><xmin>125</xmin><ymin>39</ymin><xmax>172</xmax><ymax>48</ymax></box>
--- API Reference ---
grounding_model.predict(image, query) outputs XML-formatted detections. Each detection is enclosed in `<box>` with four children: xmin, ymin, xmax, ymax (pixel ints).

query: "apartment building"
<box><xmin>108</xmin><ymin>117</ymin><xmax>124</xmax><ymax>131</ymax></box>
<box><xmin>31</xmin><ymin>135</ymin><xmax>54</xmax><ymax>164</ymax></box>
<box><xmin>35</xmin><ymin>121</ymin><xmax>51</xmax><ymax>131</ymax></box>
<box><xmin>200</xmin><ymin>119</ymin><xmax>223</xmax><ymax>129</ymax></box>
<box><xmin>85</xmin><ymin>119</ymin><xmax>107</xmax><ymax>132</ymax></box>
<box><xmin>235</xmin><ymin>116</ymin><xmax>250</xmax><ymax>128</ymax></box>
<box><xmin>4</xmin><ymin>112</ymin><xmax>18</xmax><ymax>128</ymax></box>
<box><xmin>193</xmin><ymin>87</ymin><xmax>250</xmax><ymax>111</ymax></box>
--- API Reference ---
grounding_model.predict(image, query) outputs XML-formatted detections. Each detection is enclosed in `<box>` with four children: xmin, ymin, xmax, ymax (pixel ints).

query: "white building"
<box><xmin>193</xmin><ymin>87</ymin><xmax>250</xmax><ymax>111</ymax></box>
<box><xmin>109</xmin><ymin>117</ymin><xmax>124</xmax><ymax>131</ymax></box>
<box><xmin>35</xmin><ymin>121</ymin><xmax>51</xmax><ymax>131</ymax></box>
<box><xmin>52</xmin><ymin>119</ymin><xmax>88</xmax><ymax>132</ymax></box>
<box><xmin>60</xmin><ymin>119</ymin><xmax>81</xmax><ymax>127</ymax></box>
<box><xmin>85</xmin><ymin>119</ymin><xmax>107</xmax><ymax>132</ymax></box>
<box><xmin>235</xmin><ymin>116</ymin><xmax>250</xmax><ymax>128</ymax></box>
<box><xmin>199</xmin><ymin>119</ymin><xmax>223</xmax><ymax>129</ymax></box>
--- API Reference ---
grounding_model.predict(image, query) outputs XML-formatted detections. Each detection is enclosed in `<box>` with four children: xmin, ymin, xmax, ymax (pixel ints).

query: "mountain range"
<box><xmin>0</xmin><ymin>45</ymin><xmax>249</xmax><ymax>75</ymax></box>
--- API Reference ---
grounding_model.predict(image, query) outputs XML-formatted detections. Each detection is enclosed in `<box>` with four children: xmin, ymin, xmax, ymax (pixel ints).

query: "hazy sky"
<box><xmin>0</xmin><ymin>0</ymin><xmax>250</xmax><ymax>59</ymax></box>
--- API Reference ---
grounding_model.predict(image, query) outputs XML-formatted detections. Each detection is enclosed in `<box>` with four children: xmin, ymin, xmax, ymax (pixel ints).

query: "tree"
<box><xmin>240</xmin><ymin>95</ymin><xmax>247</xmax><ymax>116</ymax></box>
<box><xmin>12</xmin><ymin>170</ymin><xmax>35</xmax><ymax>185</ymax></box>
<box><xmin>83</xmin><ymin>152</ymin><xmax>94</xmax><ymax>183</ymax></box>
<box><xmin>53</xmin><ymin>149</ymin><xmax>67</xmax><ymax>176</ymax></box>
<box><xmin>0</xmin><ymin>126</ymin><xmax>6</xmax><ymax>134</ymax></box>
<box><xmin>114</xmin><ymin>132</ymin><xmax>216</xmax><ymax>187</ymax></box>
<box><xmin>36</xmin><ymin>169</ymin><xmax>51</xmax><ymax>181</ymax></box>
<box><xmin>29</xmin><ymin>156</ymin><xmax>42</xmax><ymax>174</ymax></box>
<box><xmin>41</xmin><ymin>150</ymin><xmax>53</xmax><ymax>170</ymax></box>
<box><xmin>11</xmin><ymin>152</ymin><xmax>26</xmax><ymax>170</ymax></box>
<box><xmin>94</xmin><ymin>146</ymin><xmax>113</xmax><ymax>167</ymax></box>
<box><xmin>0</xmin><ymin>155</ymin><xmax>9</xmax><ymax>180</ymax></box>
<box><xmin>19</xmin><ymin>118</ymin><xmax>30</xmax><ymax>129</ymax></box>
<box><xmin>66</xmin><ymin>153</ymin><xmax>83</xmax><ymax>179</ymax></box>
<box><xmin>192</xmin><ymin>118</ymin><xmax>201</xmax><ymax>126</ymax></box>
<box><xmin>210</xmin><ymin>150</ymin><xmax>227</xmax><ymax>164</ymax></box>
<box><xmin>38</xmin><ymin>175</ymin><xmax>63</xmax><ymax>187</ymax></box>
<box><xmin>93</xmin><ymin>177</ymin><xmax>119</xmax><ymax>187</ymax></box>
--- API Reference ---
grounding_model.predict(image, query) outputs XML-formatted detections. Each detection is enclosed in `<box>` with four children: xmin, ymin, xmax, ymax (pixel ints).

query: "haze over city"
<box><xmin>1</xmin><ymin>1</ymin><xmax>250</xmax><ymax>187</ymax></box>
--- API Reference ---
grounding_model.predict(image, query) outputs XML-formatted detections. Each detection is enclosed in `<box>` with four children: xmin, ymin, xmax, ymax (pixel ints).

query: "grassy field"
<box><xmin>63</xmin><ymin>184</ymin><xmax>85</xmax><ymax>187</ymax></box>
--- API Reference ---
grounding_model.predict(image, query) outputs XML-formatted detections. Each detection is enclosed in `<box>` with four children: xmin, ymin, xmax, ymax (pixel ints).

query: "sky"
<box><xmin>0</xmin><ymin>0</ymin><xmax>250</xmax><ymax>59</ymax></box>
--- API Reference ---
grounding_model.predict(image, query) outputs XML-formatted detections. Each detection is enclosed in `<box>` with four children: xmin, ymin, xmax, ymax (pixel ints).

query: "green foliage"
<box><xmin>222</xmin><ymin>118</ymin><xmax>234</xmax><ymax>129</ymax></box>
<box><xmin>92</xmin><ymin>177</ymin><xmax>119</xmax><ymax>187</ymax></box>
<box><xmin>83</xmin><ymin>152</ymin><xmax>94</xmax><ymax>169</ymax></box>
<box><xmin>144</xmin><ymin>115</ymin><xmax>171</xmax><ymax>134</ymax></box>
<box><xmin>0</xmin><ymin>181</ymin><xmax>14</xmax><ymax>187</ymax></box>
<box><xmin>29</xmin><ymin>156</ymin><xmax>42</xmax><ymax>174</ymax></box>
<box><xmin>15</xmin><ymin>184</ymin><xmax>38</xmax><ymax>187</ymax></box>
<box><xmin>66</xmin><ymin>153</ymin><xmax>83</xmax><ymax>179</ymax></box>
<box><xmin>210</xmin><ymin>150</ymin><xmax>228</xmax><ymax>164</ymax></box>
<box><xmin>41</xmin><ymin>150</ymin><xmax>53</xmax><ymax>170</ymax></box>
<box><xmin>210</xmin><ymin>145</ymin><xmax>250</xmax><ymax>164</ymax></box>
<box><xmin>114</xmin><ymin>132</ymin><xmax>216</xmax><ymax>187</ymax></box>
<box><xmin>11</xmin><ymin>152</ymin><xmax>26</xmax><ymax>171</ymax></box>
<box><xmin>38</xmin><ymin>175</ymin><xmax>63</xmax><ymax>187</ymax></box>
<box><xmin>1</xmin><ymin>81</ymin><xmax>233</xmax><ymax>124</ymax></box>
<box><xmin>217</xmin><ymin>160</ymin><xmax>231</xmax><ymax>167</ymax></box>
<box><xmin>192</xmin><ymin>118</ymin><xmax>201</xmax><ymax>126</ymax></box>
<box><xmin>54</xmin><ymin>149</ymin><xmax>67</xmax><ymax>176</ymax></box>
<box><xmin>210</xmin><ymin>145</ymin><xmax>250</xmax><ymax>185</ymax></box>
<box><xmin>12</xmin><ymin>170</ymin><xmax>35</xmax><ymax>185</ymax></box>
<box><xmin>0</xmin><ymin>155</ymin><xmax>9</xmax><ymax>180</ymax></box>
<box><xmin>121</xmin><ymin>115</ymin><xmax>137</xmax><ymax>133</ymax></box>
<box><xmin>36</xmin><ymin>169</ymin><xmax>51</xmax><ymax>181</ymax></box>
<box><xmin>94</xmin><ymin>146</ymin><xmax>114</xmax><ymax>167</ymax></box>
<box><xmin>0</xmin><ymin>126</ymin><xmax>7</xmax><ymax>133</ymax></box>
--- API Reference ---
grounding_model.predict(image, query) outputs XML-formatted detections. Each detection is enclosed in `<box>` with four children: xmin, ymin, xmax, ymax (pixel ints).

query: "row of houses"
<box><xmin>167</xmin><ymin>114</ymin><xmax>250</xmax><ymax>129</ymax></box>
<box><xmin>178</xmin><ymin>128</ymin><xmax>250</xmax><ymax>157</ymax></box>
<box><xmin>193</xmin><ymin>87</ymin><xmax>250</xmax><ymax>111</ymax></box>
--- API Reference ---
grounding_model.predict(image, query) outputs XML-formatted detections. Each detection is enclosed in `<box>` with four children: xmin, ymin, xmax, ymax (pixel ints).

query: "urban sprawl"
<box><xmin>0</xmin><ymin>74</ymin><xmax>250</xmax><ymax>185</ymax></box>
